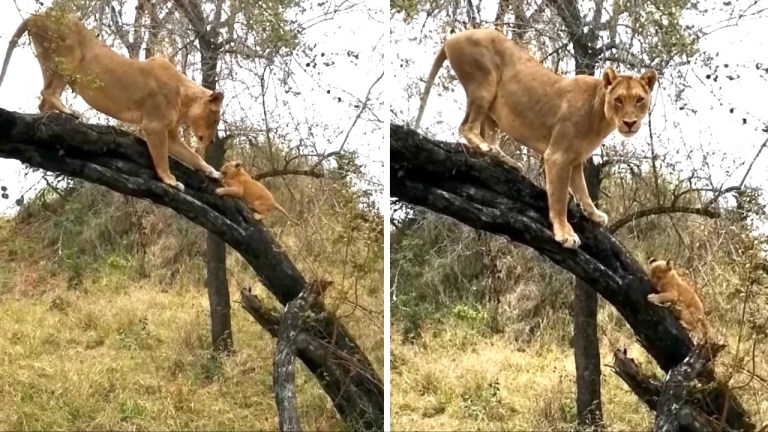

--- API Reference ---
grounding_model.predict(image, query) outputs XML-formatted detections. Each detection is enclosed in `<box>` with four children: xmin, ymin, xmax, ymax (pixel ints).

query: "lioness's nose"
<box><xmin>623</xmin><ymin>120</ymin><xmax>637</xmax><ymax>129</ymax></box>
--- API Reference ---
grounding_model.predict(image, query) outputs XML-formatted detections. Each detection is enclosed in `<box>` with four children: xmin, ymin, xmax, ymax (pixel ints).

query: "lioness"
<box><xmin>414</xmin><ymin>28</ymin><xmax>658</xmax><ymax>249</ymax></box>
<box><xmin>0</xmin><ymin>8</ymin><xmax>224</xmax><ymax>191</ymax></box>
<box><xmin>647</xmin><ymin>258</ymin><xmax>712</xmax><ymax>341</ymax></box>
<box><xmin>216</xmin><ymin>160</ymin><xmax>294</xmax><ymax>222</ymax></box>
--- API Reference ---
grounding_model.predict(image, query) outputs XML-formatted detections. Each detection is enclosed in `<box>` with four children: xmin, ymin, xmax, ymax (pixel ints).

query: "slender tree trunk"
<box><xmin>573</xmin><ymin>159</ymin><xmax>604</xmax><ymax>430</ymax></box>
<box><xmin>200</xmin><ymin>42</ymin><xmax>233</xmax><ymax>353</ymax></box>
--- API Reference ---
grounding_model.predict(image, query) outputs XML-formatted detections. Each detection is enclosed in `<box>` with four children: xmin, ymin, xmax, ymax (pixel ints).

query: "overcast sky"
<box><xmin>0</xmin><ymin>0</ymin><xmax>385</xmax><ymax>214</ymax></box>
<box><xmin>389</xmin><ymin>2</ymin><xmax>768</xmax><ymax>232</ymax></box>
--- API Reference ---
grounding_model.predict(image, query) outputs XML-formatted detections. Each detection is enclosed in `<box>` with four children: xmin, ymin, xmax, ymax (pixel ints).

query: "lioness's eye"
<box><xmin>614</xmin><ymin>97</ymin><xmax>623</xmax><ymax>105</ymax></box>
<box><xmin>636</xmin><ymin>97</ymin><xmax>645</xmax><ymax>104</ymax></box>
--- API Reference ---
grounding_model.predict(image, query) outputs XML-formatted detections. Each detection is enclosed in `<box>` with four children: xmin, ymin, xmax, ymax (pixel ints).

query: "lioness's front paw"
<box><xmin>206</xmin><ymin>169</ymin><xmax>223</xmax><ymax>181</ymax></box>
<box><xmin>553</xmin><ymin>225</ymin><xmax>581</xmax><ymax>249</ymax></box>
<box><xmin>587</xmin><ymin>209</ymin><xmax>609</xmax><ymax>225</ymax></box>
<box><xmin>478</xmin><ymin>142</ymin><xmax>491</xmax><ymax>152</ymax></box>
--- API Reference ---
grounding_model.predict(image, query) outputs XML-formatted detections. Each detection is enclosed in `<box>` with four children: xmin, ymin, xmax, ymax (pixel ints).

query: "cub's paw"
<box><xmin>478</xmin><ymin>142</ymin><xmax>491</xmax><ymax>152</ymax></box>
<box><xmin>586</xmin><ymin>208</ymin><xmax>609</xmax><ymax>226</ymax></box>
<box><xmin>647</xmin><ymin>294</ymin><xmax>668</xmax><ymax>305</ymax></box>
<box><xmin>214</xmin><ymin>187</ymin><xmax>226</xmax><ymax>196</ymax></box>
<box><xmin>171</xmin><ymin>181</ymin><xmax>185</xmax><ymax>192</ymax></box>
<box><xmin>553</xmin><ymin>225</ymin><xmax>581</xmax><ymax>249</ymax></box>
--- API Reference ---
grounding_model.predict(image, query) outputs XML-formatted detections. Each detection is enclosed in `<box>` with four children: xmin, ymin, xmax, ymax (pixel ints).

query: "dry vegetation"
<box><xmin>390</xmin><ymin>166</ymin><xmax>768</xmax><ymax>430</ymax></box>
<box><xmin>0</xmin><ymin>156</ymin><xmax>383</xmax><ymax>429</ymax></box>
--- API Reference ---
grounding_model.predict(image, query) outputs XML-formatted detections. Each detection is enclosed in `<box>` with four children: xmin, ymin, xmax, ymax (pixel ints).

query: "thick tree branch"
<box><xmin>0</xmin><ymin>109</ymin><xmax>383</xmax><ymax>432</ymax></box>
<box><xmin>389</xmin><ymin>123</ymin><xmax>754</xmax><ymax>431</ymax></box>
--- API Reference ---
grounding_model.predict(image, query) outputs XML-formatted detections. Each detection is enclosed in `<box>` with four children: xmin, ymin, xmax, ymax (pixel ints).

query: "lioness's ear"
<box><xmin>208</xmin><ymin>91</ymin><xmax>225</xmax><ymax>110</ymax></box>
<box><xmin>640</xmin><ymin>69</ymin><xmax>657</xmax><ymax>92</ymax></box>
<box><xmin>602</xmin><ymin>66</ymin><xmax>618</xmax><ymax>89</ymax></box>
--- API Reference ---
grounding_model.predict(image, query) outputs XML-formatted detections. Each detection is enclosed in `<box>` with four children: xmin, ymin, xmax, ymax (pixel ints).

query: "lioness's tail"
<box><xmin>0</xmin><ymin>18</ymin><xmax>29</xmax><ymax>91</ymax></box>
<box><xmin>273</xmin><ymin>202</ymin><xmax>296</xmax><ymax>223</ymax></box>
<box><xmin>413</xmin><ymin>44</ymin><xmax>448</xmax><ymax>130</ymax></box>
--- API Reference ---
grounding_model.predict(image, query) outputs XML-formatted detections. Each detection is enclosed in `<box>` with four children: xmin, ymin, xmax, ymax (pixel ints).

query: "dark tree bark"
<box><xmin>389</xmin><ymin>123</ymin><xmax>755</xmax><ymax>431</ymax></box>
<box><xmin>173</xmin><ymin>0</ymin><xmax>233</xmax><ymax>354</ymax></box>
<box><xmin>0</xmin><ymin>109</ymin><xmax>384</xmax><ymax>432</ymax></box>
<box><xmin>573</xmin><ymin>159</ymin><xmax>604</xmax><ymax>430</ymax></box>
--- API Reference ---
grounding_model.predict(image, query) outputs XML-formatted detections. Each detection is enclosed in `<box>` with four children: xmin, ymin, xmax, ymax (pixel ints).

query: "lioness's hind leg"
<box><xmin>38</xmin><ymin>72</ymin><xmax>81</xmax><ymax>119</ymax></box>
<box><xmin>458</xmin><ymin>79</ymin><xmax>497</xmax><ymax>153</ymax></box>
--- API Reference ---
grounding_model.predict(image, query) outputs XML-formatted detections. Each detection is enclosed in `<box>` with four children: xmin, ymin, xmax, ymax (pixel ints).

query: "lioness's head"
<box><xmin>188</xmin><ymin>91</ymin><xmax>225</xmax><ymax>151</ymax></box>
<box><xmin>602</xmin><ymin>67</ymin><xmax>657</xmax><ymax>138</ymax></box>
<box><xmin>648</xmin><ymin>257</ymin><xmax>676</xmax><ymax>283</ymax></box>
<box><xmin>219</xmin><ymin>160</ymin><xmax>245</xmax><ymax>178</ymax></box>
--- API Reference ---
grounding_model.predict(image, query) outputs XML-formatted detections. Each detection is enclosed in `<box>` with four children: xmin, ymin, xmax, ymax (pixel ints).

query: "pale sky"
<box><xmin>0</xmin><ymin>0</ymin><xmax>385</xmax><ymax>214</ymax></box>
<box><xmin>389</xmin><ymin>3</ymin><xmax>768</xmax><ymax>232</ymax></box>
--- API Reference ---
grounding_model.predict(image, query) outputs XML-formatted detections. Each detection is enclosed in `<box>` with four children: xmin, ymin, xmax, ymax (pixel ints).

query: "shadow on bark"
<box><xmin>0</xmin><ymin>109</ymin><xmax>384</xmax><ymax>432</ymax></box>
<box><xmin>389</xmin><ymin>123</ymin><xmax>754</xmax><ymax>431</ymax></box>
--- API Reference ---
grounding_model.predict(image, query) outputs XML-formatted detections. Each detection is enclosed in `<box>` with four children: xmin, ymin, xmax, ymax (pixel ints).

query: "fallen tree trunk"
<box><xmin>655</xmin><ymin>343</ymin><xmax>726</xmax><ymax>432</ymax></box>
<box><xmin>611</xmin><ymin>346</ymin><xmax>730</xmax><ymax>432</ymax></box>
<box><xmin>389</xmin><ymin>123</ymin><xmax>753</xmax><ymax>431</ymax></box>
<box><xmin>274</xmin><ymin>282</ymin><xmax>322</xmax><ymax>432</ymax></box>
<box><xmin>0</xmin><ymin>109</ymin><xmax>384</xmax><ymax>432</ymax></box>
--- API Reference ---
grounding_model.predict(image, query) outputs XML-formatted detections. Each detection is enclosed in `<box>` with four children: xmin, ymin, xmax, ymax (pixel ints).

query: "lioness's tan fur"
<box><xmin>647</xmin><ymin>258</ymin><xmax>712</xmax><ymax>341</ymax></box>
<box><xmin>0</xmin><ymin>8</ymin><xmax>224</xmax><ymax>191</ymax></box>
<box><xmin>414</xmin><ymin>28</ymin><xmax>658</xmax><ymax>248</ymax></box>
<box><xmin>216</xmin><ymin>161</ymin><xmax>293</xmax><ymax>222</ymax></box>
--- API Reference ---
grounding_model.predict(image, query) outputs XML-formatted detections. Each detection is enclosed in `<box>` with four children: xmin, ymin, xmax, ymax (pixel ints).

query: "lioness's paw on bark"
<box><xmin>553</xmin><ymin>225</ymin><xmax>581</xmax><ymax>249</ymax></box>
<box><xmin>586</xmin><ymin>208</ymin><xmax>609</xmax><ymax>225</ymax></box>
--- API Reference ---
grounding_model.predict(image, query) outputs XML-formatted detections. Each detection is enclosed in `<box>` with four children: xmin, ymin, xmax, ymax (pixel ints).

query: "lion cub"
<box><xmin>647</xmin><ymin>258</ymin><xmax>711</xmax><ymax>340</ymax></box>
<box><xmin>215</xmin><ymin>161</ymin><xmax>293</xmax><ymax>222</ymax></box>
<box><xmin>414</xmin><ymin>28</ymin><xmax>658</xmax><ymax>249</ymax></box>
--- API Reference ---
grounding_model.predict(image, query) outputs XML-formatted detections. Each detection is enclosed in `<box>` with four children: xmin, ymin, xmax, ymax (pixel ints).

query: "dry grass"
<box><xmin>391</xmin><ymin>312</ymin><xmax>768</xmax><ymax>430</ymax></box>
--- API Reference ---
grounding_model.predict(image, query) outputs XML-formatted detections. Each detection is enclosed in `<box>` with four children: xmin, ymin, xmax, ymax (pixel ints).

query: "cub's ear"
<box><xmin>233</xmin><ymin>160</ymin><xmax>243</xmax><ymax>169</ymax></box>
<box><xmin>208</xmin><ymin>91</ymin><xmax>225</xmax><ymax>110</ymax></box>
<box><xmin>648</xmin><ymin>257</ymin><xmax>658</xmax><ymax>264</ymax></box>
<box><xmin>666</xmin><ymin>260</ymin><xmax>675</xmax><ymax>269</ymax></box>
<box><xmin>602</xmin><ymin>66</ymin><xmax>618</xmax><ymax>89</ymax></box>
<box><xmin>639</xmin><ymin>69</ymin><xmax>657</xmax><ymax>92</ymax></box>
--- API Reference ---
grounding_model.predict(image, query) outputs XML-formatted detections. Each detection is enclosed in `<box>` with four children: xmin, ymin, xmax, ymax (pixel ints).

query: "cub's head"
<box><xmin>602</xmin><ymin>67</ymin><xmax>657</xmax><ymax>138</ymax></box>
<box><xmin>219</xmin><ymin>160</ymin><xmax>246</xmax><ymax>179</ymax></box>
<box><xmin>648</xmin><ymin>257</ymin><xmax>676</xmax><ymax>283</ymax></box>
<box><xmin>188</xmin><ymin>91</ymin><xmax>225</xmax><ymax>152</ymax></box>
